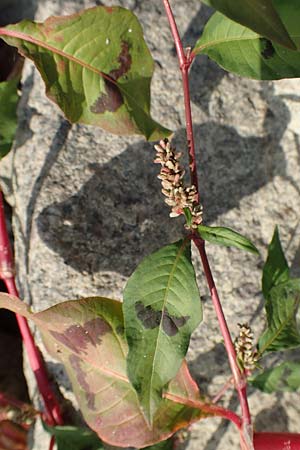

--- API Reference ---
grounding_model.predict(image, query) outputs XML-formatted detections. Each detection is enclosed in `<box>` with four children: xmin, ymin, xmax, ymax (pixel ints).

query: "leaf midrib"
<box><xmin>0</xmin><ymin>27</ymin><xmax>154</xmax><ymax>126</ymax></box>
<box><xmin>147</xmin><ymin>239</ymin><xmax>189</xmax><ymax>418</ymax></box>
<box><xmin>0</xmin><ymin>28</ymin><xmax>114</xmax><ymax>82</ymax></box>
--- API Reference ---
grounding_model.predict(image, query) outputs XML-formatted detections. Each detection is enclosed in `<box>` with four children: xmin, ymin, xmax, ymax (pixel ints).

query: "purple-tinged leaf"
<box><xmin>0</xmin><ymin>294</ymin><xmax>214</xmax><ymax>448</ymax></box>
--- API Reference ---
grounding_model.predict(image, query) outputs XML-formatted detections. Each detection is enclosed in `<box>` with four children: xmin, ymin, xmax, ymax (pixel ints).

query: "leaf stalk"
<box><xmin>164</xmin><ymin>391</ymin><xmax>242</xmax><ymax>429</ymax></box>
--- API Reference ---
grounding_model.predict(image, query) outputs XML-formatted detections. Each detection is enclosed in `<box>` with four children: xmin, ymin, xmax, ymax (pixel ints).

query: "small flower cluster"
<box><xmin>235</xmin><ymin>323</ymin><xmax>258</xmax><ymax>372</ymax></box>
<box><xmin>154</xmin><ymin>139</ymin><xmax>203</xmax><ymax>229</ymax></box>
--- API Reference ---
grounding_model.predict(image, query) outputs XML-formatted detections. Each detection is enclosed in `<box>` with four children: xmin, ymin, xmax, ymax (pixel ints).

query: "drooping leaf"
<box><xmin>0</xmin><ymin>294</ymin><xmax>213</xmax><ymax>448</ymax></box>
<box><xmin>262</xmin><ymin>226</ymin><xmax>290</xmax><ymax>300</ymax></box>
<box><xmin>0</xmin><ymin>78</ymin><xmax>19</xmax><ymax>158</ymax></box>
<box><xmin>197</xmin><ymin>225</ymin><xmax>259</xmax><ymax>254</ymax></box>
<box><xmin>200</xmin><ymin>0</ymin><xmax>295</xmax><ymax>50</ymax></box>
<box><xmin>0</xmin><ymin>7</ymin><xmax>170</xmax><ymax>141</ymax></box>
<box><xmin>258</xmin><ymin>280</ymin><xmax>300</xmax><ymax>355</ymax></box>
<box><xmin>123</xmin><ymin>239</ymin><xmax>202</xmax><ymax>423</ymax></box>
<box><xmin>44</xmin><ymin>425</ymin><xmax>103</xmax><ymax>450</ymax></box>
<box><xmin>250</xmin><ymin>362</ymin><xmax>300</xmax><ymax>393</ymax></box>
<box><xmin>193</xmin><ymin>3</ymin><xmax>300</xmax><ymax>80</ymax></box>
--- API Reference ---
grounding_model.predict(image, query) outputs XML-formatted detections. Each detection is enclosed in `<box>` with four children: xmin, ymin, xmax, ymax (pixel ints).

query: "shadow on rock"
<box><xmin>188</xmin><ymin>342</ymin><xmax>228</xmax><ymax>392</ymax></box>
<box><xmin>37</xmin><ymin>84</ymin><xmax>289</xmax><ymax>276</ymax></box>
<box><xmin>37</xmin><ymin>139</ymin><xmax>183</xmax><ymax>276</ymax></box>
<box><xmin>254</xmin><ymin>404</ymin><xmax>289</xmax><ymax>433</ymax></box>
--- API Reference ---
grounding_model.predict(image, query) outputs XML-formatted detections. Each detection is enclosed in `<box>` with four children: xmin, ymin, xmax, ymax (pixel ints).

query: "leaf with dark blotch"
<box><xmin>250</xmin><ymin>361</ymin><xmax>300</xmax><ymax>394</ymax></box>
<box><xmin>193</xmin><ymin>1</ymin><xmax>300</xmax><ymax>81</ymax></box>
<box><xmin>197</xmin><ymin>225</ymin><xmax>259</xmax><ymax>254</ymax></box>
<box><xmin>0</xmin><ymin>294</ymin><xmax>214</xmax><ymax>448</ymax></box>
<box><xmin>0</xmin><ymin>7</ymin><xmax>170</xmax><ymax>140</ymax></box>
<box><xmin>135</xmin><ymin>302</ymin><xmax>190</xmax><ymax>337</ymax></box>
<box><xmin>123</xmin><ymin>239</ymin><xmax>202</xmax><ymax>423</ymax></box>
<box><xmin>262</xmin><ymin>226</ymin><xmax>290</xmax><ymax>300</ymax></box>
<box><xmin>0</xmin><ymin>78</ymin><xmax>20</xmax><ymax>158</ymax></box>
<box><xmin>200</xmin><ymin>0</ymin><xmax>295</xmax><ymax>50</ymax></box>
<box><xmin>258</xmin><ymin>280</ymin><xmax>300</xmax><ymax>355</ymax></box>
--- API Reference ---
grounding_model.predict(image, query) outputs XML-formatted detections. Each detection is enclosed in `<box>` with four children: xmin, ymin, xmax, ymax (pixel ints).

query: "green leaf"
<box><xmin>258</xmin><ymin>280</ymin><xmax>300</xmax><ymax>355</ymax></box>
<box><xmin>193</xmin><ymin>4</ymin><xmax>300</xmax><ymax>80</ymax></box>
<box><xmin>0</xmin><ymin>294</ymin><xmax>212</xmax><ymax>448</ymax></box>
<box><xmin>197</xmin><ymin>225</ymin><xmax>259</xmax><ymax>254</ymax></box>
<box><xmin>0</xmin><ymin>7</ymin><xmax>170</xmax><ymax>141</ymax></box>
<box><xmin>144</xmin><ymin>438</ymin><xmax>174</xmax><ymax>450</ymax></box>
<box><xmin>0</xmin><ymin>78</ymin><xmax>19</xmax><ymax>158</ymax></box>
<box><xmin>262</xmin><ymin>226</ymin><xmax>290</xmax><ymax>300</ymax></box>
<box><xmin>123</xmin><ymin>239</ymin><xmax>202</xmax><ymax>423</ymax></box>
<box><xmin>250</xmin><ymin>362</ymin><xmax>300</xmax><ymax>393</ymax></box>
<box><xmin>200</xmin><ymin>0</ymin><xmax>295</xmax><ymax>50</ymax></box>
<box><xmin>44</xmin><ymin>425</ymin><xmax>103</xmax><ymax>450</ymax></box>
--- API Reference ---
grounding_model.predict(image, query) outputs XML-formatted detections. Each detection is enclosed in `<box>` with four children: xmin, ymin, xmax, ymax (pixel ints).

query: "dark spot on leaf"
<box><xmin>110</xmin><ymin>41</ymin><xmax>132</xmax><ymax>81</ymax></box>
<box><xmin>162</xmin><ymin>314</ymin><xmax>189</xmax><ymax>337</ymax></box>
<box><xmin>261</xmin><ymin>39</ymin><xmax>275</xmax><ymax>59</ymax></box>
<box><xmin>69</xmin><ymin>354</ymin><xmax>95</xmax><ymax>410</ymax></box>
<box><xmin>90</xmin><ymin>41</ymin><xmax>131</xmax><ymax>114</ymax></box>
<box><xmin>135</xmin><ymin>301</ymin><xmax>190</xmax><ymax>337</ymax></box>
<box><xmin>90</xmin><ymin>80</ymin><xmax>123</xmax><ymax>113</ymax></box>
<box><xmin>135</xmin><ymin>301</ymin><xmax>162</xmax><ymax>328</ymax></box>
<box><xmin>50</xmin><ymin>317</ymin><xmax>110</xmax><ymax>353</ymax></box>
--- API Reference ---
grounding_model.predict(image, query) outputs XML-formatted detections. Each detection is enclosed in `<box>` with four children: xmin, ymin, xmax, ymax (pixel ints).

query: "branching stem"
<box><xmin>212</xmin><ymin>376</ymin><xmax>234</xmax><ymax>404</ymax></box>
<box><xmin>163</xmin><ymin>1</ymin><xmax>253</xmax><ymax>448</ymax></box>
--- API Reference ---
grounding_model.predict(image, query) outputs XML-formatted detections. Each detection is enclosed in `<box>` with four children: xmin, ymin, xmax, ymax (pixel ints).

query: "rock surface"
<box><xmin>1</xmin><ymin>0</ymin><xmax>300</xmax><ymax>449</ymax></box>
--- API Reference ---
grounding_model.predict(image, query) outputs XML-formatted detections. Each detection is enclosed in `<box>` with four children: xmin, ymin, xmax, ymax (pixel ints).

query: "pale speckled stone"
<box><xmin>1</xmin><ymin>1</ymin><xmax>300</xmax><ymax>449</ymax></box>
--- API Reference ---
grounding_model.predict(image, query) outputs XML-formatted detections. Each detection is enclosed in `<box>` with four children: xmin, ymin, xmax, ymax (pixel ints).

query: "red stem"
<box><xmin>162</xmin><ymin>0</ymin><xmax>199</xmax><ymax>198</ymax></box>
<box><xmin>49</xmin><ymin>435</ymin><xmax>56</xmax><ymax>450</ymax></box>
<box><xmin>164</xmin><ymin>391</ymin><xmax>242</xmax><ymax>430</ymax></box>
<box><xmin>162</xmin><ymin>1</ymin><xmax>253</xmax><ymax>446</ymax></box>
<box><xmin>212</xmin><ymin>376</ymin><xmax>234</xmax><ymax>404</ymax></box>
<box><xmin>0</xmin><ymin>391</ymin><xmax>37</xmax><ymax>414</ymax></box>
<box><xmin>193</xmin><ymin>236</ymin><xmax>252</xmax><ymax>425</ymax></box>
<box><xmin>0</xmin><ymin>191</ymin><xmax>63</xmax><ymax>426</ymax></box>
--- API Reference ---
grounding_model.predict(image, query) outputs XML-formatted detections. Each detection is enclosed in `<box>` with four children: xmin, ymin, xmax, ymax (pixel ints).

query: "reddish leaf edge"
<box><xmin>0</xmin><ymin>293</ymin><xmax>243</xmax><ymax>444</ymax></box>
<box><xmin>0</xmin><ymin>22</ymin><xmax>171</xmax><ymax>141</ymax></box>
